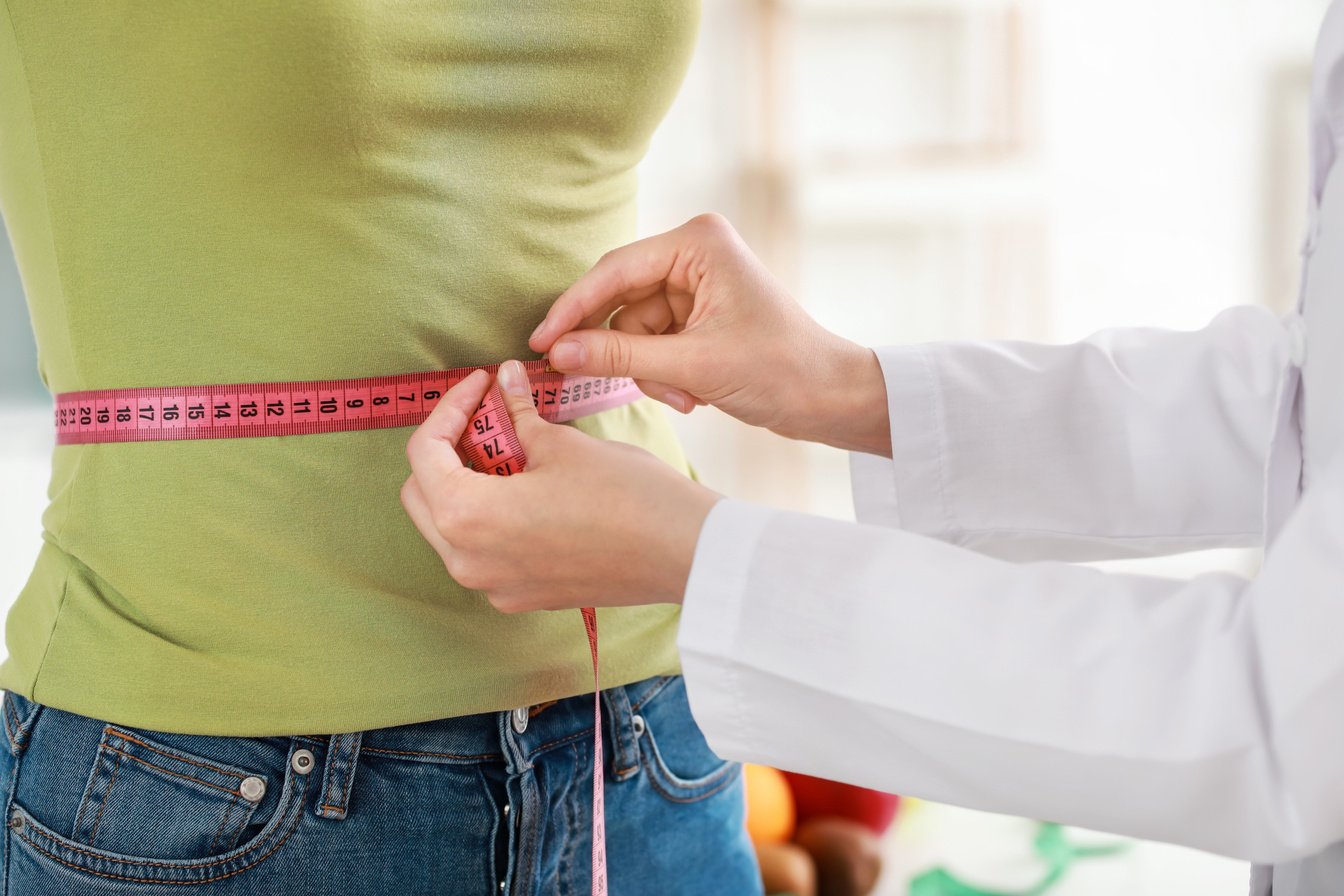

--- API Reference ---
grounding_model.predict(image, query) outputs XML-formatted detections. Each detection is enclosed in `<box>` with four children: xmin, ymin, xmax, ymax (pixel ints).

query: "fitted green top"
<box><xmin>0</xmin><ymin>1</ymin><xmax>698</xmax><ymax>735</ymax></box>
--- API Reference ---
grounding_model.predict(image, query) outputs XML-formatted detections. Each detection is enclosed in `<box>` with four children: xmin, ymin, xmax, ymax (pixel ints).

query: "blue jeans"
<box><xmin>0</xmin><ymin>676</ymin><xmax>761</xmax><ymax>895</ymax></box>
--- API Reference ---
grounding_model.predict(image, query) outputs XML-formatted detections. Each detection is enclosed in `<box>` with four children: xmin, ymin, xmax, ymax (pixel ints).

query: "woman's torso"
<box><xmin>0</xmin><ymin>0</ymin><xmax>699</xmax><ymax>734</ymax></box>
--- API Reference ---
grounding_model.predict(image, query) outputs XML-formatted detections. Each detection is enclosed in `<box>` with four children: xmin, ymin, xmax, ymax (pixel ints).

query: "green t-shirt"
<box><xmin>0</xmin><ymin>1</ymin><xmax>699</xmax><ymax>735</ymax></box>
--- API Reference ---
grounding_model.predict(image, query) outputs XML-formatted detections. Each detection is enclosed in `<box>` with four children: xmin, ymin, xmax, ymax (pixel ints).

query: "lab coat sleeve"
<box><xmin>850</xmin><ymin>305</ymin><xmax>1298</xmax><ymax>560</ymax></box>
<box><xmin>678</xmin><ymin>473</ymin><xmax>1344</xmax><ymax>864</ymax></box>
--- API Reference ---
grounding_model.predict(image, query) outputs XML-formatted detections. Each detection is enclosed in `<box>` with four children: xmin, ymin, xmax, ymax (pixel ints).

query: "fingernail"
<box><xmin>529</xmin><ymin>318</ymin><xmax>549</xmax><ymax>343</ymax></box>
<box><xmin>497</xmin><ymin>360</ymin><xmax>528</xmax><ymax>396</ymax></box>
<box><xmin>550</xmin><ymin>340</ymin><xmax>585</xmax><ymax>371</ymax></box>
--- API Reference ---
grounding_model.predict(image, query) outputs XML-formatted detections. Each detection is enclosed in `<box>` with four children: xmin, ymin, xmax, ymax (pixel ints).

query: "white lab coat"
<box><xmin>676</xmin><ymin>4</ymin><xmax>1344</xmax><ymax>894</ymax></box>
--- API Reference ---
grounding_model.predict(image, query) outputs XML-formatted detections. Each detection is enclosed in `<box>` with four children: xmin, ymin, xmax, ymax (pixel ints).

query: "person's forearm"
<box><xmin>800</xmin><ymin>341</ymin><xmax>892</xmax><ymax>457</ymax></box>
<box><xmin>678</xmin><ymin>486</ymin><xmax>1344</xmax><ymax>864</ymax></box>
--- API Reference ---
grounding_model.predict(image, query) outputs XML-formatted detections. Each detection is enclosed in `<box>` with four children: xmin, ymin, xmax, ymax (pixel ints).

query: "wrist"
<box><xmin>658</xmin><ymin>485</ymin><xmax>722</xmax><ymax>605</ymax></box>
<box><xmin>804</xmin><ymin>340</ymin><xmax>892</xmax><ymax>456</ymax></box>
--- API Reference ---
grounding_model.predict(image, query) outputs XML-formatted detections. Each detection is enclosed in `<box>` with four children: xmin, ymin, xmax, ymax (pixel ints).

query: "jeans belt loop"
<box><xmin>2</xmin><ymin>692</ymin><xmax>42</xmax><ymax>756</ymax></box>
<box><xmin>316</xmin><ymin>731</ymin><xmax>363</xmax><ymax>820</ymax></box>
<box><xmin>601</xmin><ymin>685</ymin><xmax>640</xmax><ymax>781</ymax></box>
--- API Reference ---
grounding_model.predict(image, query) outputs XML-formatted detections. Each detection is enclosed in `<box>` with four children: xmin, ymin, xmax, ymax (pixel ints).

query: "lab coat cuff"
<box><xmin>676</xmin><ymin>498</ymin><xmax>776</xmax><ymax>760</ymax></box>
<box><xmin>850</xmin><ymin>344</ymin><xmax>952</xmax><ymax>536</ymax></box>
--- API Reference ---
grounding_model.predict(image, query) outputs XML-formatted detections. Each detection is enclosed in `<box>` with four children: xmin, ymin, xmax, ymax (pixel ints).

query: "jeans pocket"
<box><xmin>8</xmin><ymin>702</ymin><xmax>311</xmax><ymax>886</ymax></box>
<box><xmin>68</xmin><ymin>725</ymin><xmax>266</xmax><ymax>857</ymax></box>
<box><xmin>634</xmin><ymin>677</ymin><xmax>740</xmax><ymax>804</ymax></box>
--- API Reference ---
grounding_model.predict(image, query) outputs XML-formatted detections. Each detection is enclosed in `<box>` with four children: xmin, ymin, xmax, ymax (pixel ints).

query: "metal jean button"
<box><xmin>239</xmin><ymin>776</ymin><xmax>266</xmax><ymax>802</ymax></box>
<box><xmin>511</xmin><ymin>706</ymin><xmax>529</xmax><ymax>734</ymax></box>
<box><xmin>631</xmin><ymin>714</ymin><xmax>646</xmax><ymax>738</ymax></box>
<box><xmin>291</xmin><ymin>748</ymin><xmax>316</xmax><ymax>775</ymax></box>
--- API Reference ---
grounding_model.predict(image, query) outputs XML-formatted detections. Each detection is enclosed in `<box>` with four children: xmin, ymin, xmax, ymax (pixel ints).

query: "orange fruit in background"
<box><xmin>745</xmin><ymin>764</ymin><xmax>796</xmax><ymax>846</ymax></box>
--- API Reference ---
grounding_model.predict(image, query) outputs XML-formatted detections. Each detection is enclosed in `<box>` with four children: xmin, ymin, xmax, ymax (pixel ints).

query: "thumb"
<box><xmin>406</xmin><ymin>368</ymin><xmax>491</xmax><ymax>493</ymax></box>
<box><xmin>548</xmin><ymin>328</ymin><xmax>698</xmax><ymax>392</ymax></box>
<box><xmin>459</xmin><ymin>361</ymin><xmax>545</xmax><ymax>476</ymax></box>
<box><xmin>495</xmin><ymin>360</ymin><xmax>545</xmax><ymax>439</ymax></box>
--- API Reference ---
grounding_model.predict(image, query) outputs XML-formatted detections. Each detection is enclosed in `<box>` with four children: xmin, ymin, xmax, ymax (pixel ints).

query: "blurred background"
<box><xmin>0</xmin><ymin>0</ymin><xmax>1333</xmax><ymax>892</ymax></box>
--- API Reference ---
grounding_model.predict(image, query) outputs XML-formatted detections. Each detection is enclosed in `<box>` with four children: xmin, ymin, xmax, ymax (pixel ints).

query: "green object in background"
<box><xmin>909</xmin><ymin>823</ymin><xmax>1130</xmax><ymax>896</ymax></box>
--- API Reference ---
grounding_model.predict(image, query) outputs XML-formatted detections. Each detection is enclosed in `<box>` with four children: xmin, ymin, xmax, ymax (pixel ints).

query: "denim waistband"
<box><xmin>4</xmin><ymin>675</ymin><xmax>677</xmax><ymax>824</ymax></box>
<box><xmin>297</xmin><ymin>674</ymin><xmax>670</xmax><ymax>761</ymax></box>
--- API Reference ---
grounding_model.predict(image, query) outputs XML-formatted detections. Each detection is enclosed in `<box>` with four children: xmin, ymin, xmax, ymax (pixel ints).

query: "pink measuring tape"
<box><xmin>54</xmin><ymin>359</ymin><xmax>631</xmax><ymax>894</ymax></box>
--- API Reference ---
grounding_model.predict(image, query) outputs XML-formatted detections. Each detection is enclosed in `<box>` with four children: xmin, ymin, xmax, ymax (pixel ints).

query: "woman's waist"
<box><xmin>10</xmin><ymin>536</ymin><xmax>684</xmax><ymax>735</ymax></box>
<box><xmin>286</xmin><ymin>675</ymin><xmax>678</xmax><ymax>765</ymax></box>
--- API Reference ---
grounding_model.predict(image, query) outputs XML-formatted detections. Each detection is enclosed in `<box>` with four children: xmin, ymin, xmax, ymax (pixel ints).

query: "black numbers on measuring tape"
<box><xmin>494</xmin><ymin>462</ymin><xmax>517</xmax><ymax>476</ymax></box>
<box><xmin>56</xmin><ymin>372</ymin><xmax>639</xmax><ymax>442</ymax></box>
